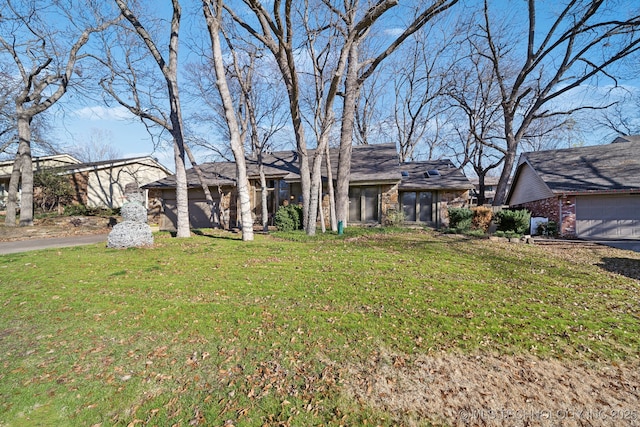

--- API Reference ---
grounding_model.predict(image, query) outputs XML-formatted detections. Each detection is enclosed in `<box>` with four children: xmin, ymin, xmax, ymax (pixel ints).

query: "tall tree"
<box><xmin>202</xmin><ymin>0</ymin><xmax>255</xmax><ymax>241</ymax></box>
<box><xmin>224</xmin><ymin>0</ymin><xmax>313</xmax><ymax>232</ymax></box>
<box><xmin>332</xmin><ymin>0</ymin><xmax>459</xmax><ymax>227</ymax></box>
<box><xmin>0</xmin><ymin>0</ymin><xmax>116</xmax><ymax>226</ymax></box>
<box><xmin>475</xmin><ymin>0</ymin><xmax>640</xmax><ymax>206</ymax></box>
<box><xmin>98</xmin><ymin>0</ymin><xmax>191</xmax><ymax>237</ymax></box>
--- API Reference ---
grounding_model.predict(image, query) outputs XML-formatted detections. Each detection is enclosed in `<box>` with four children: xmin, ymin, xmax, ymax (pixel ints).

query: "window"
<box><xmin>349</xmin><ymin>186</ymin><xmax>380</xmax><ymax>222</ymax></box>
<box><xmin>426</xmin><ymin>170</ymin><xmax>440</xmax><ymax>178</ymax></box>
<box><xmin>401</xmin><ymin>191</ymin><xmax>433</xmax><ymax>223</ymax></box>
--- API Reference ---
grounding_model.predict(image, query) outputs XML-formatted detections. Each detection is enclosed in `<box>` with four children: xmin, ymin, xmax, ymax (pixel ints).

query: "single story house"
<box><xmin>143</xmin><ymin>143</ymin><xmax>474</xmax><ymax>231</ymax></box>
<box><xmin>506</xmin><ymin>136</ymin><xmax>640</xmax><ymax>239</ymax></box>
<box><xmin>0</xmin><ymin>154</ymin><xmax>171</xmax><ymax>210</ymax></box>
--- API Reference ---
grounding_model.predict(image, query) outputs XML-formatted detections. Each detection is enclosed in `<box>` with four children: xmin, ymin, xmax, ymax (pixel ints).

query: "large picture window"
<box><xmin>349</xmin><ymin>186</ymin><xmax>379</xmax><ymax>222</ymax></box>
<box><xmin>401</xmin><ymin>191</ymin><xmax>433</xmax><ymax>222</ymax></box>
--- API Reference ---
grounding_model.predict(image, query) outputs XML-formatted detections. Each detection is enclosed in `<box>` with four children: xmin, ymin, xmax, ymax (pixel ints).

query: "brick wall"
<box><xmin>514</xmin><ymin>195</ymin><xmax>576</xmax><ymax>237</ymax></box>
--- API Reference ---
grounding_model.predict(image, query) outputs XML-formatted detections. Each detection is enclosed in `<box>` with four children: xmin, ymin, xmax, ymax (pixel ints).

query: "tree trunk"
<box><xmin>493</xmin><ymin>130</ymin><xmax>517</xmax><ymax>206</ymax></box>
<box><xmin>184</xmin><ymin>143</ymin><xmax>218</xmax><ymax>227</ymax></box>
<box><xmin>203</xmin><ymin>0</ymin><xmax>253</xmax><ymax>241</ymax></box>
<box><xmin>17</xmin><ymin>114</ymin><xmax>34</xmax><ymax>226</ymax></box>
<box><xmin>4</xmin><ymin>153</ymin><xmax>21</xmax><ymax>227</ymax></box>
<box><xmin>325</xmin><ymin>144</ymin><xmax>337</xmax><ymax>231</ymax></box>
<box><xmin>258</xmin><ymin>154</ymin><xmax>269</xmax><ymax>232</ymax></box>
<box><xmin>335</xmin><ymin>44</ymin><xmax>360</xmax><ymax>228</ymax></box>
<box><xmin>172</xmin><ymin>133</ymin><xmax>190</xmax><ymax>237</ymax></box>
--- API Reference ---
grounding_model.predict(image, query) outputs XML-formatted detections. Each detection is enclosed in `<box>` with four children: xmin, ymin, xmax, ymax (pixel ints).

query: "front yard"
<box><xmin>1</xmin><ymin>228</ymin><xmax>639</xmax><ymax>426</ymax></box>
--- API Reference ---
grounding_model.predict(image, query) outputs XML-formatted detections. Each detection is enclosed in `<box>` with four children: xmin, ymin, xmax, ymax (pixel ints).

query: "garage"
<box><xmin>576</xmin><ymin>195</ymin><xmax>640</xmax><ymax>239</ymax></box>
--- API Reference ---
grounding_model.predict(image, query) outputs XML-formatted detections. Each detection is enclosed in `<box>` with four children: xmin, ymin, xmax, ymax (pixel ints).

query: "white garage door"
<box><xmin>576</xmin><ymin>195</ymin><xmax>640</xmax><ymax>239</ymax></box>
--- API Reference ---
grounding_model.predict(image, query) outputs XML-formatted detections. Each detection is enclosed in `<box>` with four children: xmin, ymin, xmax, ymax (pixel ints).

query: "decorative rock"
<box><xmin>107</xmin><ymin>221</ymin><xmax>154</xmax><ymax>248</ymax></box>
<box><xmin>121</xmin><ymin>201</ymin><xmax>148</xmax><ymax>223</ymax></box>
<box><xmin>107</xmin><ymin>182</ymin><xmax>154</xmax><ymax>249</ymax></box>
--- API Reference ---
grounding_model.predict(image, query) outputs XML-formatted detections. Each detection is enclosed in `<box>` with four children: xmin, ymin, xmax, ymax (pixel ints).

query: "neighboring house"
<box><xmin>469</xmin><ymin>176</ymin><xmax>500</xmax><ymax>205</ymax></box>
<box><xmin>144</xmin><ymin>143</ymin><xmax>473</xmax><ymax>231</ymax></box>
<box><xmin>506</xmin><ymin>136</ymin><xmax>640</xmax><ymax>239</ymax></box>
<box><xmin>0</xmin><ymin>154</ymin><xmax>171</xmax><ymax>210</ymax></box>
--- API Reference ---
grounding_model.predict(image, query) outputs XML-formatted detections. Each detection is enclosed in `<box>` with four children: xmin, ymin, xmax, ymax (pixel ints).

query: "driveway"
<box><xmin>596</xmin><ymin>240</ymin><xmax>640</xmax><ymax>253</ymax></box>
<box><xmin>0</xmin><ymin>234</ymin><xmax>108</xmax><ymax>255</ymax></box>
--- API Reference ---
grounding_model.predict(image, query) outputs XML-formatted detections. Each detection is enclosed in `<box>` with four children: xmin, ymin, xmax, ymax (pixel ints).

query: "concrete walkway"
<box><xmin>0</xmin><ymin>234</ymin><xmax>108</xmax><ymax>255</ymax></box>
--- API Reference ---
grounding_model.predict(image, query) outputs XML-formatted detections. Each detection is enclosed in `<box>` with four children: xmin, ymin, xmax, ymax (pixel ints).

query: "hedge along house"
<box><xmin>506</xmin><ymin>136</ymin><xmax>640</xmax><ymax>239</ymax></box>
<box><xmin>0</xmin><ymin>154</ymin><xmax>171</xmax><ymax>210</ymax></box>
<box><xmin>144</xmin><ymin>143</ymin><xmax>474</xmax><ymax>231</ymax></box>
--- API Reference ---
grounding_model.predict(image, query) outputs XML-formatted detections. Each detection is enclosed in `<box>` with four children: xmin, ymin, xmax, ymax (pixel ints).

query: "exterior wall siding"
<box><xmin>509</xmin><ymin>164</ymin><xmax>554</xmax><ymax>205</ymax></box>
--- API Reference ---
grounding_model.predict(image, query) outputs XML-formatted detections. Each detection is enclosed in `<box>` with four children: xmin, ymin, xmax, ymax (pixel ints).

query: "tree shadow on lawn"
<box><xmin>597</xmin><ymin>257</ymin><xmax>640</xmax><ymax>281</ymax></box>
<box><xmin>191</xmin><ymin>228</ymin><xmax>243</xmax><ymax>241</ymax></box>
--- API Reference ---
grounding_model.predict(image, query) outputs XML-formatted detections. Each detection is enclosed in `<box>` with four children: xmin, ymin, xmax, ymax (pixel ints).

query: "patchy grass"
<box><xmin>0</xmin><ymin>228</ymin><xmax>639</xmax><ymax>426</ymax></box>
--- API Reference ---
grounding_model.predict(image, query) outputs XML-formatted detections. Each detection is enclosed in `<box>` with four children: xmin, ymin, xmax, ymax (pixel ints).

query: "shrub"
<box><xmin>536</xmin><ymin>221</ymin><xmax>558</xmax><ymax>237</ymax></box>
<box><xmin>34</xmin><ymin>169</ymin><xmax>74</xmax><ymax>212</ymax></box>
<box><xmin>274</xmin><ymin>204</ymin><xmax>303</xmax><ymax>232</ymax></box>
<box><xmin>63</xmin><ymin>205</ymin><xmax>120</xmax><ymax>217</ymax></box>
<box><xmin>472</xmin><ymin>206</ymin><xmax>493</xmax><ymax>232</ymax></box>
<box><xmin>495</xmin><ymin>209</ymin><xmax>531</xmax><ymax>234</ymax></box>
<box><xmin>448</xmin><ymin>207</ymin><xmax>473</xmax><ymax>231</ymax></box>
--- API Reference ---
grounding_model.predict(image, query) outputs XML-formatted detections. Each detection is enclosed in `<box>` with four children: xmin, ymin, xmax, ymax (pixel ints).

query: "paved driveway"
<box><xmin>0</xmin><ymin>234</ymin><xmax>108</xmax><ymax>255</ymax></box>
<box><xmin>596</xmin><ymin>240</ymin><xmax>640</xmax><ymax>253</ymax></box>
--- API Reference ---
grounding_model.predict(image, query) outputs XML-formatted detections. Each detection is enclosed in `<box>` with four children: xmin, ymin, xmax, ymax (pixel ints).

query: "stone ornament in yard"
<box><xmin>107</xmin><ymin>183</ymin><xmax>154</xmax><ymax>249</ymax></box>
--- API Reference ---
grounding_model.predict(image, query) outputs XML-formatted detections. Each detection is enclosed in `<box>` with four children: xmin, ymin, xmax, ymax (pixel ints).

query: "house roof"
<box><xmin>61</xmin><ymin>156</ymin><xmax>172</xmax><ymax>175</ymax></box>
<box><xmin>398</xmin><ymin>160</ymin><xmax>474</xmax><ymax>191</ymax></box>
<box><xmin>0</xmin><ymin>155</ymin><xmax>171</xmax><ymax>180</ymax></box>
<box><xmin>507</xmin><ymin>137</ymin><xmax>640</xmax><ymax>201</ymax></box>
<box><xmin>145</xmin><ymin>143</ymin><xmax>403</xmax><ymax>189</ymax></box>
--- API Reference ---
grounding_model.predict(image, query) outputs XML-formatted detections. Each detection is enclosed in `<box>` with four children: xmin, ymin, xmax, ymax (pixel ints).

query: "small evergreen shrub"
<box><xmin>274</xmin><ymin>204</ymin><xmax>303</xmax><ymax>231</ymax></box>
<box><xmin>495</xmin><ymin>209</ymin><xmax>531</xmax><ymax>234</ymax></box>
<box><xmin>536</xmin><ymin>221</ymin><xmax>558</xmax><ymax>237</ymax></box>
<box><xmin>472</xmin><ymin>206</ymin><xmax>493</xmax><ymax>232</ymax></box>
<box><xmin>448</xmin><ymin>207</ymin><xmax>473</xmax><ymax>231</ymax></box>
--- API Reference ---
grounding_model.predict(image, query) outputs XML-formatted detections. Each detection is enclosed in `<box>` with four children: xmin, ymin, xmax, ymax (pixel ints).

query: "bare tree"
<box><xmin>97</xmin><ymin>0</ymin><xmax>192</xmax><ymax>237</ymax></box>
<box><xmin>475</xmin><ymin>0</ymin><xmax>640</xmax><ymax>206</ymax></box>
<box><xmin>0</xmin><ymin>0</ymin><xmax>116</xmax><ymax>226</ymax></box>
<box><xmin>66</xmin><ymin>128</ymin><xmax>122</xmax><ymax>162</ymax></box>
<box><xmin>224</xmin><ymin>0</ymin><xmax>313</xmax><ymax>232</ymax></box>
<box><xmin>387</xmin><ymin>29</ymin><xmax>451</xmax><ymax>162</ymax></box>
<box><xmin>202</xmin><ymin>0</ymin><xmax>254</xmax><ymax>241</ymax></box>
<box><xmin>332</xmin><ymin>0</ymin><xmax>460</xmax><ymax>227</ymax></box>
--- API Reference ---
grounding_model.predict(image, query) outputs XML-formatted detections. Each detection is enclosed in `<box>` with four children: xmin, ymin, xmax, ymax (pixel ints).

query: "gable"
<box><xmin>507</xmin><ymin>162</ymin><xmax>554</xmax><ymax>205</ymax></box>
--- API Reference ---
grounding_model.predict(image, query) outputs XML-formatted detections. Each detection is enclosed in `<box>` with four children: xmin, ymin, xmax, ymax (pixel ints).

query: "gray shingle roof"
<box><xmin>519</xmin><ymin>138</ymin><xmax>640</xmax><ymax>193</ymax></box>
<box><xmin>399</xmin><ymin>160</ymin><xmax>474</xmax><ymax>191</ymax></box>
<box><xmin>145</xmin><ymin>143</ymin><xmax>403</xmax><ymax>189</ymax></box>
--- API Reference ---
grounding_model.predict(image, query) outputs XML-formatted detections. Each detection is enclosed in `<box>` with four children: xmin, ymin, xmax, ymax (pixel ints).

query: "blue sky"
<box><xmin>47</xmin><ymin>0</ymin><xmax>640</xmax><ymax>173</ymax></box>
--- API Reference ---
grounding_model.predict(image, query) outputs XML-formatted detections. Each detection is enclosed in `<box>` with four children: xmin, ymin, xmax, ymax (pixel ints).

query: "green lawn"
<box><xmin>0</xmin><ymin>228</ymin><xmax>638</xmax><ymax>426</ymax></box>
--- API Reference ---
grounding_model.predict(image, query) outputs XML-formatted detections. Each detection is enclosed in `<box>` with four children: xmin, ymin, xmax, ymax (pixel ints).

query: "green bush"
<box><xmin>63</xmin><ymin>205</ymin><xmax>120</xmax><ymax>217</ymax></box>
<box><xmin>495</xmin><ymin>209</ymin><xmax>531</xmax><ymax>234</ymax></box>
<box><xmin>537</xmin><ymin>221</ymin><xmax>558</xmax><ymax>236</ymax></box>
<box><xmin>34</xmin><ymin>169</ymin><xmax>74</xmax><ymax>212</ymax></box>
<box><xmin>448</xmin><ymin>207</ymin><xmax>473</xmax><ymax>231</ymax></box>
<box><xmin>274</xmin><ymin>204</ymin><xmax>303</xmax><ymax>232</ymax></box>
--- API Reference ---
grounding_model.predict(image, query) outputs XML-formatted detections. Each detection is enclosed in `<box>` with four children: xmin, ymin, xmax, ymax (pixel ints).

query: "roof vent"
<box><xmin>401</xmin><ymin>171</ymin><xmax>409</xmax><ymax>177</ymax></box>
